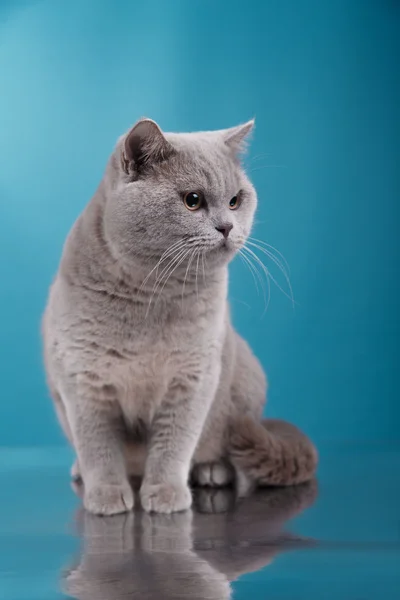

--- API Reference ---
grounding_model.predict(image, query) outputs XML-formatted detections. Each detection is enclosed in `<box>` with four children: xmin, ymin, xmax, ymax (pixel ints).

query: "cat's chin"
<box><xmin>206</xmin><ymin>240</ymin><xmax>239</xmax><ymax>267</ymax></box>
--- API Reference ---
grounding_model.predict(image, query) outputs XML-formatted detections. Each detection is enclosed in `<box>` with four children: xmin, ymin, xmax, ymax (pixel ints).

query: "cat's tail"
<box><xmin>228</xmin><ymin>416</ymin><xmax>318</xmax><ymax>495</ymax></box>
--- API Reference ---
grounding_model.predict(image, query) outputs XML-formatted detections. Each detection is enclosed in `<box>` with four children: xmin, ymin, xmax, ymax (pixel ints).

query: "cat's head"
<box><xmin>104</xmin><ymin>118</ymin><xmax>257</xmax><ymax>270</ymax></box>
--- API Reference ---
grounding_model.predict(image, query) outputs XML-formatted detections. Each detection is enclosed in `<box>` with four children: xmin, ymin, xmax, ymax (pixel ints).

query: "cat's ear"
<box><xmin>223</xmin><ymin>119</ymin><xmax>255</xmax><ymax>154</ymax></box>
<box><xmin>122</xmin><ymin>119</ymin><xmax>175</xmax><ymax>175</ymax></box>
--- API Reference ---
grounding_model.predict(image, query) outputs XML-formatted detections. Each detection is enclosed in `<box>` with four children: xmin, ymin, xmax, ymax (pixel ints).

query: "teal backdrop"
<box><xmin>0</xmin><ymin>0</ymin><xmax>398</xmax><ymax>446</ymax></box>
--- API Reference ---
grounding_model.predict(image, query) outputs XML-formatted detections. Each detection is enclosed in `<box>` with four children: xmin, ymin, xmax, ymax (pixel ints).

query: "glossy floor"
<box><xmin>0</xmin><ymin>443</ymin><xmax>399</xmax><ymax>599</ymax></box>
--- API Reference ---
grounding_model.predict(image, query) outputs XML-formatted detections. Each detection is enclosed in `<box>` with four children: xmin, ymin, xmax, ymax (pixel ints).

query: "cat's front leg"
<box><xmin>140</xmin><ymin>364</ymin><xmax>219</xmax><ymax>514</ymax></box>
<box><xmin>62</xmin><ymin>377</ymin><xmax>134</xmax><ymax>516</ymax></box>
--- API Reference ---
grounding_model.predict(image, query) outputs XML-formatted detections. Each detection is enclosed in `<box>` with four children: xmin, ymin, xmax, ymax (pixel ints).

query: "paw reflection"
<box><xmin>64</xmin><ymin>480</ymin><xmax>318</xmax><ymax>599</ymax></box>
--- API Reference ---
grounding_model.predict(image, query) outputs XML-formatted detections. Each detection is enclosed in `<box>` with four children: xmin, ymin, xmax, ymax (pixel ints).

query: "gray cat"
<box><xmin>42</xmin><ymin>118</ymin><xmax>317</xmax><ymax>516</ymax></box>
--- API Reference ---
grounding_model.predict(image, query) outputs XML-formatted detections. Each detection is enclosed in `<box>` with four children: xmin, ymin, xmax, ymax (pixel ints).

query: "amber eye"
<box><xmin>183</xmin><ymin>191</ymin><xmax>203</xmax><ymax>211</ymax></box>
<box><xmin>229</xmin><ymin>194</ymin><xmax>241</xmax><ymax>210</ymax></box>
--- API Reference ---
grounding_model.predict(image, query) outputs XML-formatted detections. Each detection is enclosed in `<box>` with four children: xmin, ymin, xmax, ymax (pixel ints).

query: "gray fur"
<box><xmin>43</xmin><ymin>118</ymin><xmax>317</xmax><ymax>516</ymax></box>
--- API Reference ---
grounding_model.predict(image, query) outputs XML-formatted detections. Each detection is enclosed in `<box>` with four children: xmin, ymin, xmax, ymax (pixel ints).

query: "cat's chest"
<box><xmin>110</xmin><ymin>317</ymin><xmax>218</xmax><ymax>424</ymax></box>
<box><xmin>115</xmin><ymin>347</ymin><xmax>169</xmax><ymax>424</ymax></box>
<box><xmin>96</xmin><ymin>300</ymin><xmax>225</xmax><ymax>422</ymax></box>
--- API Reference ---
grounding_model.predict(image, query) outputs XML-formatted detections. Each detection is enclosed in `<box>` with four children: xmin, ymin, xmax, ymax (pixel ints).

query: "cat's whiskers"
<box><xmin>139</xmin><ymin>239</ymin><xmax>188</xmax><ymax>292</ymax></box>
<box><xmin>181</xmin><ymin>248</ymin><xmax>198</xmax><ymax>306</ymax></box>
<box><xmin>154</xmin><ymin>239</ymin><xmax>189</xmax><ymax>280</ymax></box>
<box><xmin>144</xmin><ymin>238</ymin><xmax>213</xmax><ymax>315</ymax></box>
<box><xmin>248</xmin><ymin>152</ymin><xmax>272</xmax><ymax>163</ymax></box>
<box><xmin>201</xmin><ymin>250</ymin><xmax>206</xmax><ymax>284</ymax></box>
<box><xmin>241</xmin><ymin>245</ymin><xmax>295</xmax><ymax>308</ymax></box>
<box><xmin>249</xmin><ymin>164</ymin><xmax>287</xmax><ymax>174</ymax></box>
<box><xmin>240</xmin><ymin>249</ymin><xmax>272</xmax><ymax>313</ymax></box>
<box><xmin>195</xmin><ymin>250</ymin><xmax>201</xmax><ymax>300</ymax></box>
<box><xmin>239</xmin><ymin>247</ymin><xmax>271</xmax><ymax>314</ymax></box>
<box><xmin>152</xmin><ymin>247</ymin><xmax>193</xmax><ymax>311</ymax></box>
<box><xmin>146</xmin><ymin>247</ymin><xmax>186</xmax><ymax>318</ymax></box>
<box><xmin>238</xmin><ymin>250</ymin><xmax>261</xmax><ymax>298</ymax></box>
<box><xmin>245</xmin><ymin>240</ymin><xmax>293</xmax><ymax>303</ymax></box>
<box><xmin>248</xmin><ymin>236</ymin><xmax>291</xmax><ymax>275</ymax></box>
<box><xmin>145</xmin><ymin>245</ymin><xmax>191</xmax><ymax>317</ymax></box>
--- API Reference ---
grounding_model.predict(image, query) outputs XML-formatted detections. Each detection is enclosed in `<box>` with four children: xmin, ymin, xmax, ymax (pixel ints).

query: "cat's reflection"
<box><xmin>64</xmin><ymin>481</ymin><xmax>317</xmax><ymax>599</ymax></box>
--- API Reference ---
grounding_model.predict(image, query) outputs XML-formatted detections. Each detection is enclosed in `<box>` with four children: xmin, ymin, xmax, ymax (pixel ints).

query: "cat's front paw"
<box><xmin>84</xmin><ymin>481</ymin><xmax>134</xmax><ymax>516</ymax></box>
<box><xmin>140</xmin><ymin>481</ymin><xmax>192</xmax><ymax>514</ymax></box>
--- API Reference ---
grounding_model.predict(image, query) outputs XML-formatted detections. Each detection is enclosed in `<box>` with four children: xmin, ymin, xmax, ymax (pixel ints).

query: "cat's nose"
<box><xmin>215</xmin><ymin>223</ymin><xmax>233</xmax><ymax>239</ymax></box>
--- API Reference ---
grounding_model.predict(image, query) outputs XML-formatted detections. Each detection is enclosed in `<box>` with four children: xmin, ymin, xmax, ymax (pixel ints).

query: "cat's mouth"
<box><xmin>212</xmin><ymin>238</ymin><xmax>231</xmax><ymax>252</ymax></box>
<box><xmin>212</xmin><ymin>238</ymin><xmax>238</xmax><ymax>256</ymax></box>
<box><xmin>196</xmin><ymin>238</ymin><xmax>239</xmax><ymax>262</ymax></box>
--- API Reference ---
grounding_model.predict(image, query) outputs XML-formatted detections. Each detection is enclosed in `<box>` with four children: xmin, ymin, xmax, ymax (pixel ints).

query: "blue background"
<box><xmin>0</xmin><ymin>0</ymin><xmax>398</xmax><ymax>446</ymax></box>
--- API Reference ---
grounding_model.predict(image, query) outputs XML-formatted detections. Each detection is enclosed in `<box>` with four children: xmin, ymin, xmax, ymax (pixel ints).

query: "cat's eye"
<box><xmin>183</xmin><ymin>191</ymin><xmax>203</xmax><ymax>211</ymax></box>
<box><xmin>229</xmin><ymin>194</ymin><xmax>241</xmax><ymax>210</ymax></box>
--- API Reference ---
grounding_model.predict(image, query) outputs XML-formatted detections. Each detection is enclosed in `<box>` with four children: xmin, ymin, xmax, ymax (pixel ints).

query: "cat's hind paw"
<box><xmin>191</xmin><ymin>462</ymin><xmax>233</xmax><ymax>488</ymax></box>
